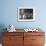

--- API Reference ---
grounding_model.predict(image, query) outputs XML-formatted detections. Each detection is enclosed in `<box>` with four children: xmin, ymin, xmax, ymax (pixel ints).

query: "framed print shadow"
<box><xmin>17</xmin><ymin>7</ymin><xmax>35</xmax><ymax>21</ymax></box>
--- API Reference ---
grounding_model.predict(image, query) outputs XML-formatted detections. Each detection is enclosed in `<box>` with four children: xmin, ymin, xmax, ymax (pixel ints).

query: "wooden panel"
<box><xmin>32</xmin><ymin>44</ymin><xmax>44</xmax><ymax>46</ymax></box>
<box><xmin>24</xmin><ymin>36</ymin><xmax>32</xmax><ymax>46</ymax></box>
<box><xmin>32</xmin><ymin>36</ymin><xmax>45</xmax><ymax>44</ymax></box>
<box><xmin>3</xmin><ymin>37</ymin><xmax>23</xmax><ymax>46</ymax></box>
<box><xmin>24</xmin><ymin>32</ymin><xmax>45</xmax><ymax>46</ymax></box>
<box><xmin>2</xmin><ymin>32</ymin><xmax>45</xmax><ymax>46</ymax></box>
<box><xmin>3</xmin><ymin>32</ymin><xmax>23</xmax><ymax>46</ymax></box>
<box><xmin>24</xmin><ymin>32</ymin><xmax>45</xmax><ymax>36</ymax></box>
<box><xmin>3</xmin><ymin>32</ymin><xmax>23</xmax><ymax>36</ymax></box>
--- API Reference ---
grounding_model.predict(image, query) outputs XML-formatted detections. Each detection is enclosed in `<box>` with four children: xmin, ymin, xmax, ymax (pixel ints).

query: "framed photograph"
<box><xmin>17</xmin><ymin>7</ymin><xmax>35</xmax><ymax>21</ymax></box>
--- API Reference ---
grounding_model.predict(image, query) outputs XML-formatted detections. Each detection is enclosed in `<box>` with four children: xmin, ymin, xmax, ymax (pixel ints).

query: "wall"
<box><xmin>0</xmin><ymin>0</ymin><xmax>46</xmax><ymax>30</ymax></box>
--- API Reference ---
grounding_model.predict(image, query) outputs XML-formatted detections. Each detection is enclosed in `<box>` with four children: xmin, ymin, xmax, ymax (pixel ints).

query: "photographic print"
<box><xmin>17</xmin><ymin>7</ymin><xmax>35</xmax><ymax>21</ymax></box>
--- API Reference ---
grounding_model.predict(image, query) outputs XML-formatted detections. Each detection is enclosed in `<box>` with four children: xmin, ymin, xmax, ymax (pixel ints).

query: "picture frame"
<box><xmin>17</xmin><ymin>7</ymin><xmax>35</xmax><ymax>21</ymax></box>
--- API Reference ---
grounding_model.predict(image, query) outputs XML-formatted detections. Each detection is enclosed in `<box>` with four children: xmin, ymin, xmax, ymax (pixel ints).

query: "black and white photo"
<box><xmin>17</xmin><ymin>7</ymin><xmax>35</xmax><ymax>21</ymax></box>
